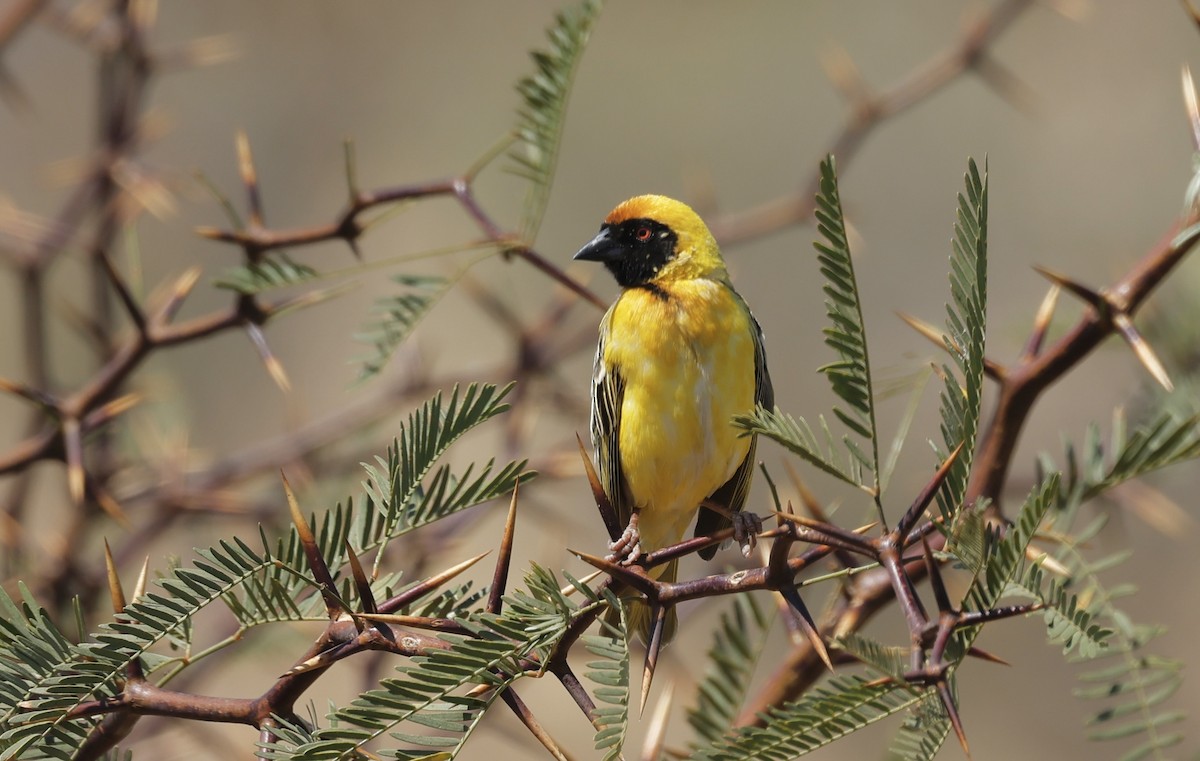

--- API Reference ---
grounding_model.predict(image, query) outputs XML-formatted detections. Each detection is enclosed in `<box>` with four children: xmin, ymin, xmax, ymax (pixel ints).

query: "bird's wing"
<box><xmin>592</xmin><ymin>317</ymin><xmax>634</xmax><ymax>534</ymax></box>
<box><xmin>694</xmin><ymin>305</ymin><xmax>774</xmax><ymax>559</ymax></box>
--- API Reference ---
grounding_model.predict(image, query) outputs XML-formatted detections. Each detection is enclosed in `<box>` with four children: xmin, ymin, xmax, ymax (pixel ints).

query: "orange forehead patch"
<box><xmin>604</xmin><ymin>195</ymin><xmax>708</xmax><ymax>238</ymax></box>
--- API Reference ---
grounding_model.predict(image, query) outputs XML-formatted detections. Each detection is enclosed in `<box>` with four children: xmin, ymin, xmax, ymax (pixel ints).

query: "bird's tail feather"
<box><xmin>605</xmin><ymin>558</ymin><xmax>678</xmax><ymax>645</ymax></box>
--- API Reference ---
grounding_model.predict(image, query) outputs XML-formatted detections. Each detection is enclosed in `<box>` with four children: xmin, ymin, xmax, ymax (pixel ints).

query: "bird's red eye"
<box><xmin>635</xmin><ymin>226</ymin><xmax>652</xmax><ymax>241</ymax></box>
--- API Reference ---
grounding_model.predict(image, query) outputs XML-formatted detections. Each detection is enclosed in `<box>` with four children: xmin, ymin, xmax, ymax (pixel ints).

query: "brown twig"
<box><xmin>196</xmin><ymin>161</ymin><xmax>605</xmax><ymax>310</ymax></box>
<box><xmin>4</xmin><ymin>1</ymin><xmax>1195</xmax><ymax>759</ymax></box>
<box><xmin>707</xmin><ymin>0</ymin><xmax>1036</xmax><ymax>246</ymax></box>
<box><xmin>735</xmin><ymin>163</ymin><xmax>1200</xmax><ymax>731</ymax></box>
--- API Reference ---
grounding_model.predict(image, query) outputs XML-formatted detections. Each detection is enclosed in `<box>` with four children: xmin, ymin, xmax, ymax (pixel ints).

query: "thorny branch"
<box><xmin>3</xmin><ymin>1</ymin><xmax>1195</xmax><ymax>760</ymax></box>
<box><xmin>0</xmin><ymin>0</ymin><xmax>595</xmax><ymax>615</ymax></box>
<box><xmin>731</xmin><ymin>192</ymin><xmax>1200</xmax><ymax>731</ymax></box>
<box><xmin>707</xmin><ymin>0</ymin><xmax>1036</xmax><ymax>245</ymax></box>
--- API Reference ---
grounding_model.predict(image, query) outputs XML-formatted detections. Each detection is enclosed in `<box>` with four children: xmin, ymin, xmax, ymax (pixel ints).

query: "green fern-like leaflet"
<box><xmin>509</xmin><ymin>0</ymin><xmax>602</xmax><ymax>243</ymax></box>
<box><xmin>356</xmin><ymin>274</ymin><xmax>451</xmax><ymax>380</ymax></box>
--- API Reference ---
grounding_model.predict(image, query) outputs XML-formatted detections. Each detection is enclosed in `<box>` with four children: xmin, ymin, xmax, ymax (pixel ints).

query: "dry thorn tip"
<box><xmin>1031</xmin><ymin>265</ymin><xmax>1107</xmax><ymax>313</ymax></box>
<box><xmin>159</xmin><ymin>266</ymin><xmax>203</xmax><ymax>323</ymax></box>
<box><xmin>500</xmin><ymin>687</ymin><xmax>570</xmax><ymax>761</ymax></box>
<box><xmin>897</xmin><ymin>310</ymin><xmax>949</xmax><ymax>350</ymax></box>
<box><xmin>380</xmin><ymin>551</ymin><xmax>493</xmax><ymax>613</ymax></box>
<box><xmin>1111</xmin><ymin>312</ymin><xmax>1174</xmax><ymax>392</ymax></box>
<box><xmin>641</xmin><ymin>606</ymin><xmax>667</xmax><ymax>716</ymax></box>
<box><xmin>103</xmin><ymin>539</ymin><xmax>126</xmax><ymax>614</ymax></box>
<box><xmin>246</xmin><ymin>323</ymin><xmax>292</xmax><ymax>393</ymax></box>
<box><xmin>939</xmin><ymin>679</ymin><xmax>972</xmax><ymax>760</ymax></box>
<box><xmin>820</xmin><ymin>44</ymin><xmax>870</xmax><ymax>103</ymax></box>
<box><xmin>132</xmin><ymin>556</ymin><xmax>150</xmax><ymax>603</ymax></box>
<box><xmin>1022</xmin><ymin>283</ymin><xmax>1061</xmax><ymax>360</ymax></box>
<box><xmin>235</xmin><ymin>129</ymin><xmax>263</xmax><ymax>228</ymax></box>
<box><xmin>345</xmin><ymin>542</ymin><xmax>376</xmax><ymax>616</ymax></box>
<box><xmin>966</xmin><ymin>646</ymin><xmax>1010</xmax><ymax>667</ymax></box>
<box><xmin>487</xmin><ymin>480</ymin><xmax>521</xmax><ymax>616</ymax></box>
<box><xmin>1185</xmin><ymin>64</ymin><xmax>1200</xmax><ymax>151</ymax></box>
<box><xmin>282</xmin><ymin>471</ymin><xmax>341</xmax><ymax>619</ymax></box>
<box><xmin>89</xmin><ymin>392</ymin><xmax>142</xmax><ymax>425</ymax></box>
<box><xmin>897</xmin><ymin>441</ymin><xmax>964</xmax><ymax>540</ymax></box>
<box><xmin>781</xmin><ymin>586</ymin><xmax>833</xmax><ymax>671</ymax></box>
<box><xmin>63</xmin><ymin>418</ymin><xmax>86</xmax><ymax>507</ymax></box>
<box><xmin>559</xmin><ymin>569</ymin><xmax>604</xmax><ymax>598</ymax></box>
<box><xmin>641</xmin><ymin>680</ymin><xmax>675</xmax><ymax>761</ymax></box>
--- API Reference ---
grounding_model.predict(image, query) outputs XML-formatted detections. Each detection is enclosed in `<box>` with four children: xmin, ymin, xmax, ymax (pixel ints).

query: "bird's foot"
<box><xmin>732</xmin><ymin>512</ymin><xmax>763</xmax><ymax>558</ymax></box>
<box><xmin>606</xmin><ymin>513</ymin><xmax>642</xmax><ymax>566</ymax></box>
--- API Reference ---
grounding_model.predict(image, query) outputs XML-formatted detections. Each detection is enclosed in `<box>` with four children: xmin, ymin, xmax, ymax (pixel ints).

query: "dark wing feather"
<box><xmin>695</xmin><ymin>304</ymin><xmax>774</xmax><ymax>559</ymax></box>
<box><xmin>591</xmin><ymin>318</ymin><xmax>634</xmax><ymax>536</ymax></box>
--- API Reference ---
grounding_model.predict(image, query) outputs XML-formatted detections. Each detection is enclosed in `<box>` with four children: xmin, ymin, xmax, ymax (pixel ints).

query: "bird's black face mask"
<box><xmin>573</xmin><ymin>219</ymin><xmax>677</xmax><ymax>288</ymax></box>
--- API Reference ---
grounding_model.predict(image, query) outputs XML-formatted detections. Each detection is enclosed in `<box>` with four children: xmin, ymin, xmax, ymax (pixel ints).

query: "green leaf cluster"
<box><xmin>814</xmin><ymin>156</ymin><xmax>881</xmax><ymax>490</ymax></box>
<box><xmin>933</xmin><ymin>158</ymin><xmax>988</xmax><ymax>521</ymax></box>
<box><xmin>733</xmin><ymin>158</ymin><xmax>883</xmax><ymax>500</ymax></box>
<box><xmin>214</xmin><ymin>252</ymin><xmax>319</xmax><ymax>295</ymax></box>
<box><xmin>694</xmin><ymin>677</ymin><xmax>923</xmax><ymax>761</ymax></box>
<box><xmin>0</xmin><ymin>383</ymin><xmax>526</xmax><ymax>760</ymax></box>
<box><xmin>687</xmin><ymin>593</ymin><xmax>774</xmax><ymax>746</ymax></box>
<box><xmin>1057</xmin><ymin>530</ymin><xmax>1185</xmax><ymax>761</ymax></box>
<box><xmin>736</xmin><ymin>156</ymin><xmax>989</xmax><ymax>527</ymax></box>
<box><xmin>888</xmin><ymin>692</ymin><xmax>951</xmax><ymax>761</ymax></box>
<box><xmin>509</xmin><ymin>0</ymin><xmax>603</xmax><ymax>243</ymax></box>
<box><xmin>1030</xmin><ymin>409</ymin><xmax>1199</xmax><ymax>760</ymax></box>
<box><xmin>262</xmin><ymin>565</ymin><xmax>600</xmax><ymax>760</ymax></box>
<box><xmin>356</xmin><ymin>274</ymin><xmax>452</xmax><ymax>380</ymax></box>
<box><xmin>583</xmin><ymin>629</ymin><xmax>629</xmax><ymax>761</ymax></box>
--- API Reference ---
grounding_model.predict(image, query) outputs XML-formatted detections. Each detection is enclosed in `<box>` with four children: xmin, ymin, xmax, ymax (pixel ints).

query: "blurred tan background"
<box><xmin>2</xmin><ymin>1</ymin><xmax>1199</xmax><ymax>758</ymax></box>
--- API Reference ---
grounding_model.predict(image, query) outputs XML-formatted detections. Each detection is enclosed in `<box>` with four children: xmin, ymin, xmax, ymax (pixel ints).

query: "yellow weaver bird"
<box><xmin>574</xmin><ymin>195</ymin><xmax>773</xmax><ymax>643</ymax></box>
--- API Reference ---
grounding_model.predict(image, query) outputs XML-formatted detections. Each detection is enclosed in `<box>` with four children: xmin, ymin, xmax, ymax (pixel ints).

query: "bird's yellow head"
<box><xmin>573</xmin><ymin>195</ymin><xmax>726</xmax><ymax>287</ymax></box>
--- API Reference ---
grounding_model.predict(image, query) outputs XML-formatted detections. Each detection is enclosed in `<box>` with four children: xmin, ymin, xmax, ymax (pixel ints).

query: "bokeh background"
<box><xmin>2</xmin><ymin>1</ymin><xmax>1199</xmax><ymax>758</ymax></box>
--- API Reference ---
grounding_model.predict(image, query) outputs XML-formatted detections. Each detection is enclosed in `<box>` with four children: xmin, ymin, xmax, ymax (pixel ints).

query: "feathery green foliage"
<box><xmin>687</xmin><ymin>593</ymin><xmax>774</xmax><ymax>746</ymax></box>
<box><xmin>735</xmin><ymin>157</ymin><xmax>880</xmax><ymax>495</ymax></box>
<box><xmin>1048</xmin><ymin>472</ymin><xmax>1187</xmax><ymax>757</ymax></box>
<box><xmin>356</xmin><ymin>274</ymin><xmax>451</xmax><ymax>380</ymax></box>
<box><xmin>945</xmin><ymin>503</ymin><xmax>988</xmax><ymax>577</ymax></box>
<box><xmin>958</xmin><ymin>476</ymin><xmax>1057</xmax><ymax>633</ymax></box>
<box><xmin>214</xmin><ymin>252</ymin><xmax>318</xmax><ymax>295</ymax></box>
<box><xmin>584</xmin><ymin>627</ymin><xmax>629</xmax><ymax>761</ymax></box>
<box><xmin>813</xmin><ymin>155</ymin><xmax>881</xmax><ymax>493</ymax></box>
<box><xmin>231</xmin><ymin>384</ymin><xmax>527</xmax><ymax>631</ymax></box>
<box><xmin>4</xmin><ymin>31</ymin><xmax>1198</xmax><ymax>753</ymax></box>
<box><xmin>282</xmin><ymin>632</ymin><xmax>522</xmax><ymax>760</ymax></box>
<box><xmin>888</xmin><ymin>692</ymin><xmax>952</xmax><ymax>761</ymax></box>
<box><xmin>509</xmin><ymin>0</ymin><xmax>603</xmax><ymax>243</ymax></box>
<box><xmin>733</xmin><ymin>407</ymin><xmax>873</xmax><ymax>493</ymax></box>
<box><xmin>933</xmin><ymin>158</ymin><xmax>988</xmax><ymax>520</ymax></box>
<box><xmin>693</xmin><ymin>678</ymin><xmax>925</xmax><ymax>760</ymax></box>
<box><xmin>1058</xmin><ymin>409</ymin><xmax>1200</xmax><ymax>503</ymax></box>
<box><xmin>267</xmin><ymin>565</ymin><xmax>578</xmax><ymax>760</ymax></box>
<box><xmin>1054</xmin><ymin>516</ymin><xmax>1185</xmax><ymax>760</ymax></box>
<box><xmin>1016</xmin><ymin>406</ymin><xmax>1199</xmax><ymax>758</ymax></box>
<box><xmin>359</xmin><ymin>383</ymin><xmax>531</xmax><ymax>568</ymax></box>
<box><xmin>949</xmin><ymin>478</ymin><xmax>1110</xmax><ymax>660</ymax></box>
<box><xmin>1075</xmin><ymin>623</ymin><xmax>1184</xmax><ymax>761</ymax></box>
<box><xmin>0</xmin><ymin>535</ymin><xmax>276</xmax><ymax>758</ymax></box>
<box><xmin>1005</xmin><ymin>563</ymin><xmax>1110</xmax><ymax>658</ymax></box>
<box><xmin>0</xmin><ymin>384</ymin><xmax>524</xmax><ymax>759</ymax></box>
<box><xmin>949</xmin><ymin>478</ymin><xmax>1109</xmax><ymax>660</ymax></box>
<box><xmin>916</xmin><ymin>475</ymin><xmax>1106</xmax><ymax>761</ymax></box>
<box><xmin>833</xmin><ymin>632</ymin><xmax>907</xmax><ymax>683</ymax></box>
<box><xmin>0</xmin><ymin>586</ymin><xmax>92</xmax><ymax>759</ymax></box>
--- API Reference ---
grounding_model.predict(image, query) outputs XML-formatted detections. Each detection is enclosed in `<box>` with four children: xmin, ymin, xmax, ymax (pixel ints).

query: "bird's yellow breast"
<box><xmin>602</xmin><ymin>279</ymin><xmax>757</xmax><ymax>551</ymax></box>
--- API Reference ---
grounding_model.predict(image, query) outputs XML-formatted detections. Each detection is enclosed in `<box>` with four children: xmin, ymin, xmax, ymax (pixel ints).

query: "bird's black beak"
<box><xmin>573</xmin><ymin>227</ymin><xmax>623</xmax><ymax>262</ymax></box>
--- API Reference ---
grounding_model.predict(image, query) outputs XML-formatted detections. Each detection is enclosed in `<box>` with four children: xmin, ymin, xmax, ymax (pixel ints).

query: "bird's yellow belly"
<box><xmin>606</xmin><ymin>282</ymin><xmax>756</xmax><ymax>552</ymax></box>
